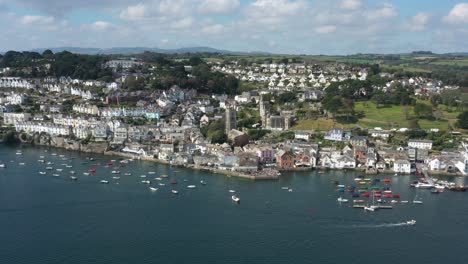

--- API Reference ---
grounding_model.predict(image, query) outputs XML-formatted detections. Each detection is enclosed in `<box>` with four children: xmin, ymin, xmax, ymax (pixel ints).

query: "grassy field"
<box><xmin>292</xmin><ymin>101</ymin><xmax>461</xmax><ymax>131</ymax></box>
<box><xmin>429</xmin><ymin>59</ymin><xmax>468</xmax><ymax>67</ymax></box>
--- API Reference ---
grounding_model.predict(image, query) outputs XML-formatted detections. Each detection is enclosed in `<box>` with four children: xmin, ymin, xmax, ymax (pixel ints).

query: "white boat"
<box><xmin>46</xmin><ymin>167</ymin><xmax>53</xmax><ymax>170</ymax></box>
<box><xmin>364</xmin><ymin>205</ymin><xmax>378</xmax><ymax>212</ymax></box>
<box><xmin>434</xmin><ymin>184</ymin><xmax>446</xmax><ymax>190</ymax></box>
<box><xmin>337</xmin><ymin>197</ymin><xmax>349</xmax><ymax>203</ymax></box>
<box><xmin>401</xmin><ymin>200</ymin><xmax>409</xmax><ymax>203</ymax></box>
<box><xmin>281</xmin><ymin>187</ymin><xmax>289</xmax><ymax>190</ymax></box>
<box><xmin>70</xmin><ymin>176</ymin><xmax>78</xmax><ymax>180</ymax></box>
<box><xmin>39</xmin><ymin>171</ymin><xmax>46</xmax><ymax>175</ymax></box>
<box><xmin>140</xmin><ymin>175</ymin><xmax>147</xmax><ymax>178</ymax></box>
<box><xmin>161</xmin><ymin>175</ymin><xmax>169</xmax><ymax>178</ymax></box>
<box><xmin>39</xmin><ymin>156</ymin><xmax>45</xmax><ymax>159</ymax></box>
<box><xmin>391</xmin><ymin>200</ymin><xmax>399</xmax><ymax>203</ymax></box>
<box><xmin>200</xmin><ymin>180</ymin><xmax>207</xmax><ymax>185</ymax></box>
<box><xmin>46</xmin><ymin>162</ymin><xmax>54</xmax><ymax>165</ymax></box>
<box><xmin>124</xmin><ymin>173</ymin><xmax>132</xmax><ymax>176</ymax></box>
<box><xmin>187</xmin><ymin>185</ymin><xmax>196</xmax><ymax>189</ymax></box>
<box><xmin>66</xmin><ymin>165</ymin><xmax>73</xmax><ymax>168</ymax></box>
<box><xmin>149</xmin><ymin>187</ymin><xmax>158</xmax><ymax>191</ymax></box>
<box><xmin>171</xmin><ymin>190</ymin><xmax>179</xmax><ymax>194</ymax></box>
<box><xmin>406</xmin><ymin>220</ymin><xmax>416</xmax><ymax>225</ymax></box>
<box><xmin>100</xmin><ymin>180</ymin><xmax>109</xmax><ymax>184</ymax></box>
<box><xmin>148</xmin><ymin>171</ymin><xmax>156</xmax><ymax>175</ymax></box>
<box><xmin>52</xmin><ymin>174</ymin><xmax>60</xmax><ymax>177</ymax></box>
<box><xmin>111</xmin><ymin>171</ymin><xmax>120</xmax><ymax>174</ymax></box>
<box><xmin>414</xmin><ymin>183</ymin><xmax>434</xmax><ymax>189</ymax></box>
<box><xmin>19</xmin><ymin>162</ymin><xmax>25</xmax><ymax>165</ymax></box>
<box><xmin>38</xmin><ymin>160</ymin><xmax>45</xmax><ymax>163</ymax></box>
<box><xmin>288</xmin><ymin>189</ymin><xmax>293</xmax><ymax>192</ymax></box>
<box><xmin>112</xmin><ymin>176</ymin><xmax>121</xmax><ymax>179</ymax></box>
<box><xmin>229</xmin><ymin>190</ymin><xmax>236</xmax><ymax>193</ymax></box>
<box><xmin>232</xmin><ymin>195</ymin><xmax>240</xmax><ymax>203</ymax></box>
<box><xmin>83</xmin><ymin>172</ymin><xmax>90</xmax><ymax>176</ymax></box>
<box><xmin>158</xmin><ymin>183</ymin><xmax>166</xmax><ymax>186</ymax></box>
<box><xmin>70</xmin><ymin>171</ymin><xmax>76</xmax><ymax>174</ymax></box>
<box><xmin>155</xmin><ymin>177</ymin><xmax>162</xmax><ymax>181</ymax></box>
<box><xmin>141</xmin><ymin>180</ymin><xmax>151</xmax><ymax>184</ymax></box>
<box><xmin>413</xmin><ymin>200</ymin><xmax>423</xmax><ymax>204</ymax></box>
<box><xmin>51</xmin><ymin>153</ymin><xmax>57</xmax><ymax>156</ymax></box>
<box><xmin>56</xmin><ymin>168</ymin><xmax>63</xmax><ymax>172</ymax></box>
<box><xmin>0</xmin><ymin>164</ymin><xmax>6</xmax><ymax>168</ymax></box>
<box><xmin>16</xmin><ymin>152</ymin><xmax>22</xmax><ymax>155</ymax></box>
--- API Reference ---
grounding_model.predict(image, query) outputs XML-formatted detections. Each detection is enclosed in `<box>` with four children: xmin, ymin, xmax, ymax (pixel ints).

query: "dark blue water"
<box><xmin>0</xmin><ymin>145</ymin><xmax>467</xmax><ymax>264</ymax></box>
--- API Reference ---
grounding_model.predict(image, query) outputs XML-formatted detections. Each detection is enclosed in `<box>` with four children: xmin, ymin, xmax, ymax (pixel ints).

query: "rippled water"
<box><xmin>0</xmin><ymin>145</ymin><xmax>467</xmax><ymax>264</ymax></box>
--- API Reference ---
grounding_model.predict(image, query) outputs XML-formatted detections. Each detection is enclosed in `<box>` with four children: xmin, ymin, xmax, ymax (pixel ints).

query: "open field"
<box><xmin>292</xmin><ymin>101</ymin><xmax>461</xmax><ymax>131</ymax></box>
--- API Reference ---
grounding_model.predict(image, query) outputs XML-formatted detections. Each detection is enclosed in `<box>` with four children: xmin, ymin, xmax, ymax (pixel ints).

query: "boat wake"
<box><xmin>349</xmin><ymin>222</ymin><xmax>415</xmax><ymax>228</ymax></box>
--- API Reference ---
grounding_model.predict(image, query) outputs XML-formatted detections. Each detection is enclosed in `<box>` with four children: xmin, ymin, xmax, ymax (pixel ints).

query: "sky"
<box><xmin>0</xmin><ymin>0</ymin><xmax>468</xmax><ymax>54</ymax></box>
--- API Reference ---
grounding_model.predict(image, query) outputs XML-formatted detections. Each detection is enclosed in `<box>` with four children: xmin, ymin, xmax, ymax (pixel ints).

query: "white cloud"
<box><xmin>120</xmin><ymin>3</ymin><xmax>147</xmax><ymax>20</ymax></box>
<box><xmin>159</xmin><ymin>0</ymin><xmax>190</xmax><ymax>16</ymax></box>
<box><xmin>406</xmin><ymin>12</ymin><xmax>431</xmax><ymax>31</ymax></box>
<box><xmin>340</xmin><ymin>0</ymin><xmax>361</xmax><ymax>10</ymax></box>
<box><xmin>201</xmin><ymin>24</ymin><xmax>225</xmax><ymax>34</ymax></box>
<box><xmin>20</xmin><ymin>15</ymin><xmax>55</xmax><ymax>25</ymax></box>
<box><xmin>170</xmin><ymin>17</ymin><xmax>194</xmax><ymax>30</ymax></box>
<box><xmin>444</xmin><ymin>3</ymin><xmax>468</xmax><ymax>24</ymax></box>
<box><xmin>248</xmin><ymin>0</ymin><xmax>308</xmax><ymax>17</ymax></box>
<box><xmin>91</xmin><ymin>21</ymin><xmax>113</xmax><ymax>31</ymax></box>
<box><xmin>315</xmin><ymin>25</ymin><xmax>337</xmax><ymax>34</ymax></box>
<box><xmin>199</xmin><ymin>0</ymin><xmax>240</xmax><ymax>14</ymax></box>
<box><xmin>366</xmin><ymin>3</ymin><xmax>397</xmax><ymax>21</ymax></box>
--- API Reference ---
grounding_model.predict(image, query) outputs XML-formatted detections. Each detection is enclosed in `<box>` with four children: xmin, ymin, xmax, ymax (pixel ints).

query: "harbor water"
<box><xmin>0</xmin><ymin>145</ymin><xmax>467</xmax><ymax>264</ymax></box>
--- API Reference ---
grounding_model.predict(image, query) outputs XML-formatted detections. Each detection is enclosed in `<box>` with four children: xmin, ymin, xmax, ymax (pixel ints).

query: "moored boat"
<box><xmin>171</xmin><ymin>190</ymin><xmax>179</xmax><ymax>194</ymax></box>
<box><xmin>232</xmin><ymin>195</ymin><xmax>240</xmax><ymax>203</ymax></box>
<box><xmin>149</xmin><ymin>187</ymin><xmax>158</xmax><ymax>191</ymax></box>
<box><xmin>100</xmin><ymin>180</ymin><xmax>109</xmax><ymax>184</ymax></box>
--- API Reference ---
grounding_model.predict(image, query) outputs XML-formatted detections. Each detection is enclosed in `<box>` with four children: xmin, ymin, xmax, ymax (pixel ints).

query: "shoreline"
<box><xmin>5</xmin><ymin>140</ymin><xmax>465</xmax><ymax>179</ymax></box>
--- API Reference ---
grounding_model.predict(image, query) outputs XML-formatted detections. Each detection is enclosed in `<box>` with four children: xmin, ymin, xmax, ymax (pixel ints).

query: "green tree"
<box><xmin>456</xmin><ymin>111</ymin><xmax>468</xmax><ymax>129</ymax></box>
<box><xmin>413</xmin><ymin>103</ymin><xmax>433</xmax><ymax>119</ymax></box>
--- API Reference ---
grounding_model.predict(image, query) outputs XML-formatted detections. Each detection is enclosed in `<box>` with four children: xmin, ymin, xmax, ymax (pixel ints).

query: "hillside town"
<box><xmin>1</xmin><ymin>55</ymin><xmax>468</xmax><ymax>179</ymax></box>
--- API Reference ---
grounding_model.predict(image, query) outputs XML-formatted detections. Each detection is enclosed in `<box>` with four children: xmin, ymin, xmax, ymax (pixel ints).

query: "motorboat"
<box><xmin>415</xmin><ymin>183</ymin><xmax>434</xmax><ymax>189</ymax></box>
<box><xmin>149</xmin><ymin>187</ymin><xmax>158</xmax><ymax>191</ymax></box>
<box><xmin>161</xmin><ymin>174</ymin><xmax>169</xmax><ymax>178</ymax></box>
<box><xmin>83</xmin><ymin>172</ymin><xmax>90</xmax><ymax>176</ymax></box>
<box><xmin>187</xmin><ymin>185</ymin><xmax>196</xmax><ymax>189</ymax></box>
<box><xmin>401</xmin><ymin>200</ymin><xmax>409</xmax><ymax>203</ymax></box>
<box><xmin>171</xmin><ymin>180</ymin><xmax>178</xmax><ymax>184</ymax></box>
<box><xmin>70</xmin><ymin>171</ymin><xmax>76</xmax><ymax>174</ymax></box>
<box><xmin>89</xmin><ymin>168</ymin><xmax>96</xmax><ymax>173</ymax></box>
<box><xmin>148</xmin><ymin>171</ymin><xmax>156</xmax><ymax>175</ymax></box>
<box><xmin>70</xmin><ymin>176</ymin><xmax>78</xmax><ymax>180</ymax></box>
<box><xmin>232</xmin><ymin>195</ymin><xmax>240</xmax><ymax>203</ymax></box>
<box><xmin>39</xmin><ymin>171</ymin><xmax>46</xmax><ymax>175</ymax></box>
<box><xmin>140</xmin><ymin>175</ymin><xmax>147</xmax><ymax>178</ymax></box>
<box><xmin>229</xmin><ymin>190</ymin><xmax>236</xmax><ymax>193</ymax></box>
<box><xmin>112</xmin><ymin>176</ymin><xmax>121</xmax><ymax>179</ymax></box>
<box><xmin>0</xmin><ymin>164</ymin><xmax>6</xmax><ymax>168</ymax></box>
<box><xmin>413</xmin><ymin>200</ymin><xmax>423</xmax><ymax>204</ymax></box>
<box><xmin>38</xmin><ymin>160</ymin><xmax>45</xmax><ymax>163</ymax></box>
<box><xmin>288</xmin><ymin>189</ymin><xmax>293</xmax><ymax>192</ymax></box>
<box><xmin>141</xmin><ymin>180</ymin><xmax>151</xmax><ymax>184</ymax></box>
<box><xmin>19</xmin><ymin>162</ymin><xmax>25</xmax><ymax>166</ymax></box>
<box><xmin>406</xmin><ymin>220</ymin><xmax>416</xmax><ymax>225</ymax></box>
<box><xmin>155</xmin><ymin>177</ymin><xmax>162</xmax><ymax>181</ymax></box>
<box><xmin>158</xmin><ymin>183</ymin><xmax>166</xmax><ymax>186</ymax></box>
<box><xmin>391</xmin><ymin>200</ymin><xmax>399</xmax><ymax>203</ymax></box>
<box><xmin>337</xmin><ymin>197</ymin><xmax>349</xmax><ymax>203</ymax></box>
<box><xmin>124</xmin><ymin>173</ymin><xmax>132</xmax><ymax>176</ymax></box>
<box><xmin>52</xmin><ymin>174</ymin><xmax>60</xmax><ymax>177</ymax></box>
<box><xmin>56</xmin><ymin>168</ymin><xmax>63</xmax><ymax>172</ymax></box>
<box><xmin>364</xmin><ymin>205</ymin><xmax>378</xmax><ymax>212</ymax></box>
<box><xmin>171</xmin><ymin>190</ymin><xmax>179</xmax><ymax>194</ymax></box>
<box><xmin>16</xmin><ymin>152</ymin><xmax>22</xmax><ymax>155</ymax></box>
<box><xmin>46</xmin><ymin>167</ymin><xmax>53</xmax><ymax>170</ymax></box>
<box><xmin>281</xmin><ymin>187</ymin><xmax>289</xmax><ymax>190</ymax></box>
<box><xmin>111</xmin><ymin>171</ymin><xmax>120</xmax><ymax>174</ymax></box>
<box><xmin>100</xmin><ymin>180</ymin><xmax>109</xmax><ymax>184</ymax></box>
<box><xmin>200</xmin><ymin>180</ymin><xmax>207</xmax><ymax>185</ymax></box>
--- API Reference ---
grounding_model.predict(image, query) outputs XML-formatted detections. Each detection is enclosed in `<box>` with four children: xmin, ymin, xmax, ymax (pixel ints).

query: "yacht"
<box><xmin>83</xmin><ymin>172</ymin><xmax>90</xmax><ymax>176</ymax></box>
<box><xmin>149</xmin><ymin>187</ymin><xmax>158</xmax><ymax>191</ymax></box>
<box><xmin>229</xmin><ymin>190</ymin><xmax>236</xmax><ymax>193</ymax></box>
<box><xmin>19</xmin><ymin>162</ymin><xmax>25</xmax><ymax>166</ymax></box>
<box><xmin>415</xmin><ymin>183</ymin><xmax>434</xmax><ymax>189</ymax></box>
<box><xmin>406</xmin><ymin>220</ymin><xmax>416</xmax><ymax>225</ymax></box>
<box><xmin>100</xmin><ymin>180</ymin><xmax>109</xmax><ymax>184</ymax></box>
<box><xmin>70</xmin><ymin>176</ymin><xmax>78</xmax><ymax>180</ymax></box>
<box><xmin>364</xmin><ymin>205</ymin><xmax>379</xmax><ymax>212</ymax></box>
<box><xmin>124</xmin><ymin>173</ymin><xmax>132</xmax><ymax>176</ymax></box>
<box><xmin>158</xmin><ymin>183</ymin><xmax>166</xmax><ymax>186</ymax></box>
<box><xmin>148</xmin><ymin>171</ymin><xmax>156</xmax><ymax>175</ymax></box>
<box><xmin>401</xmin><ymin>200</ymin><xmax>409</xmax><ymax>203</ymax></box>
<box><xmin>187</xmin><ymin>185</ymin><xmax>196</xmax><ymax>189</ymax></box>
<box><xmin>0</xmin><ymin>164</ymin><xmax>6</xmax><ymax>168</ymax></box>
<box><xmin>111</xmin><ymin>171</ymin><xmax>120</xmax><ymax>174</ymax></box>
<box><xmin>112</xmin><ymin>176</ymin><xmax>121</xmax><ymax>180</ymax></box>
<box><xmin>141</xmin><ymin>180</ymin><xmax>151</xmax><ymax>184</ymax></box>
<box><xmin>171</xmin><ymin>190</ymin><xmax>179</xmax><ymax>194</ymax></box>
<box><xmin>46</xmin><ymin>167</ymin><xmax>53</xmax><ymax>170</ymax></box>
<box><xmin>337</xmin><ymin>197</ymin><xmax>349</xmax><ymax>203</ymax></box>
<box><xmin>413</xmin><ymin>200</ymin><xmax>423</xmax><ymax>204</ymax></box>
<box><xmin>39</xmin><ymin>171</ymin><xmax>46</xmax><ymax>175</ymax></box>
<box><xmin>232</xmin><ymin>195</ymin><xmax>240</xmax><ymax>203</ymax></box>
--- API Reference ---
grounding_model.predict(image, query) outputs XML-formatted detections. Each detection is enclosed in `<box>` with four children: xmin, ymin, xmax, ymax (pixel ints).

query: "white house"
<box><xmin>393</xmin><ymin>160</ymin><xmax>411</xmax><ymax>174</ymax></box>
<box><xmin>408</xmin><ymin>139</ymin><xmax>433</xmax><ymax>150</ymax></box>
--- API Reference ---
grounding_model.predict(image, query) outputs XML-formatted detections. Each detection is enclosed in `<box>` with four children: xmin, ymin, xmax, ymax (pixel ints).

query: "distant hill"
<box><xmin>28</xmin><ymin>46</ymin><xmax>270</xmax><ymax>55</ymax></box>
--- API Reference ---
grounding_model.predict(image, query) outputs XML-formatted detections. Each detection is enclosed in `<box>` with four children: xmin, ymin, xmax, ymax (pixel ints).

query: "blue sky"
<box><xmin>1</xmin><ymin>0</ymin><xmax>468</xmax><ymax>54</ymax></box>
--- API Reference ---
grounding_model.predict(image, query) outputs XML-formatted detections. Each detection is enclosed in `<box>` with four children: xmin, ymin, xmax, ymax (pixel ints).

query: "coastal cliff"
<box><xmin>19</xmin><ymin>132</ymin><xmax>108</xmax><ymax>154</ymax></box>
